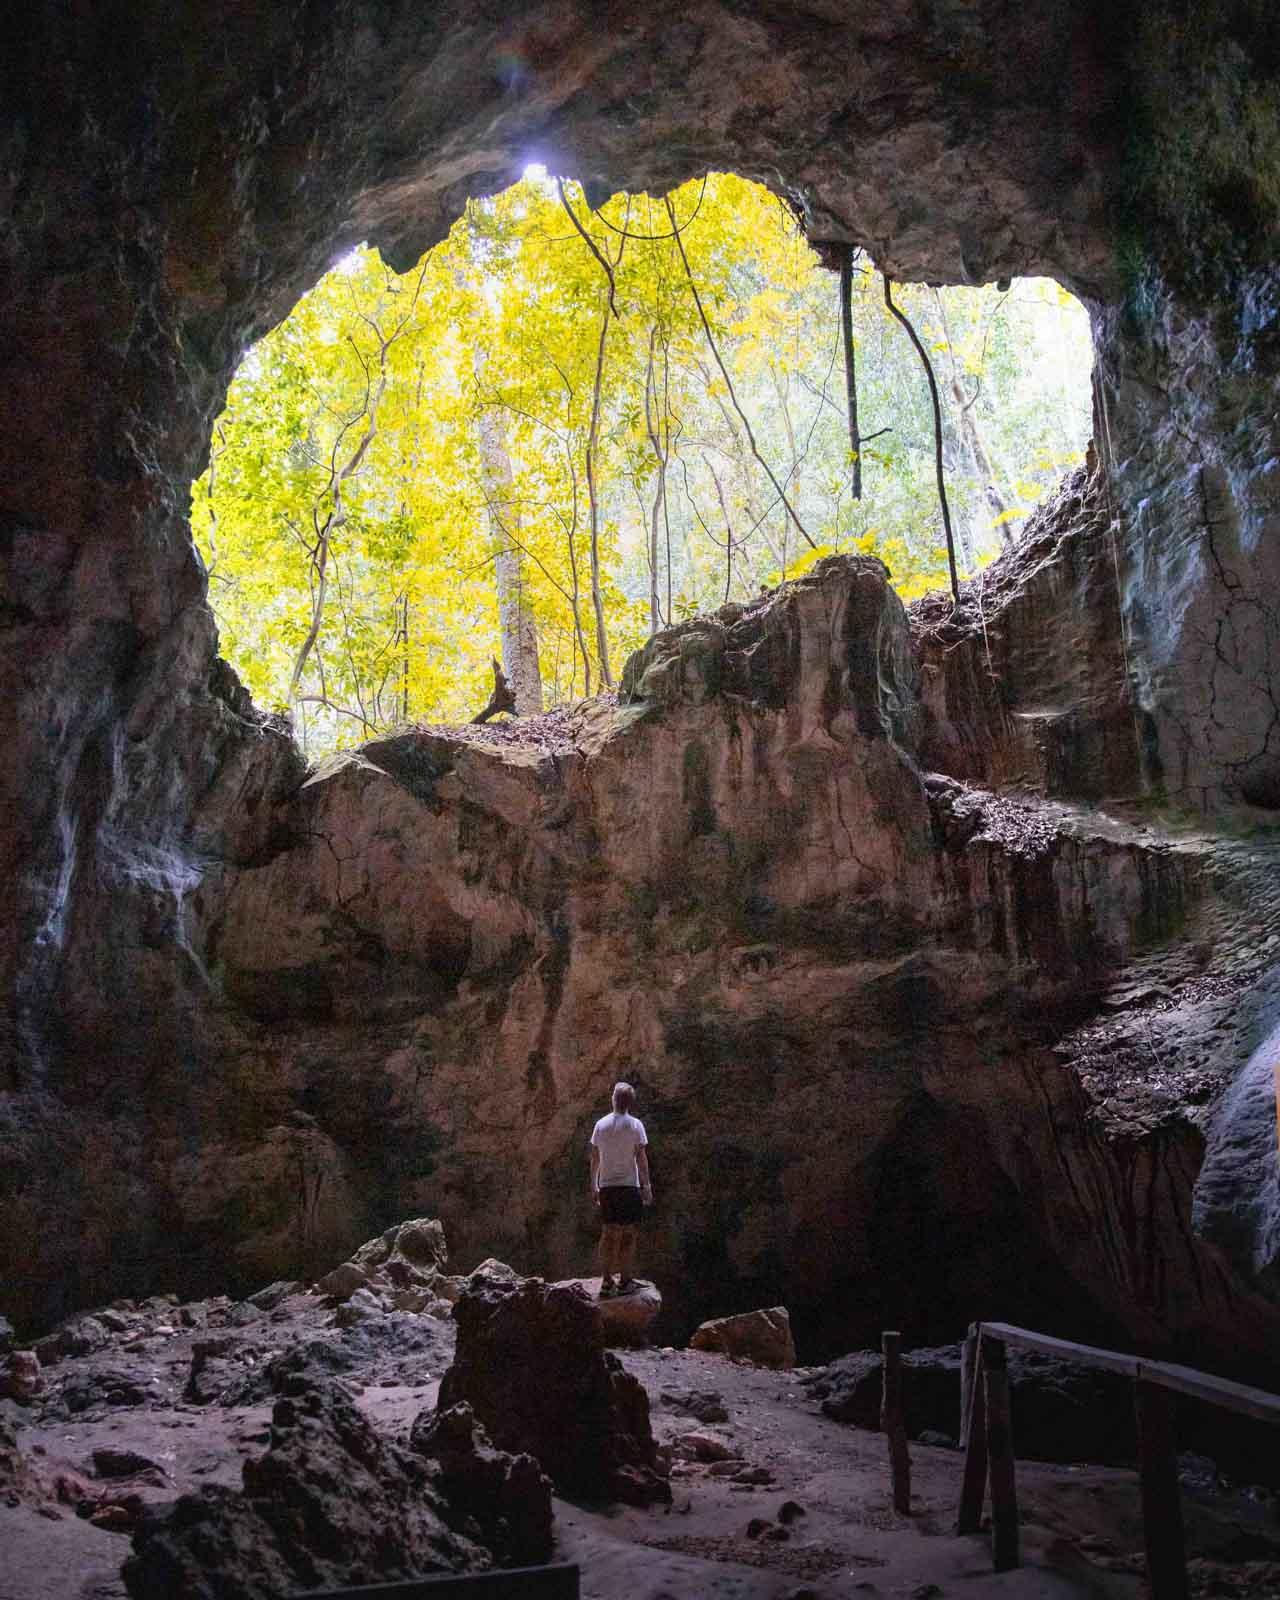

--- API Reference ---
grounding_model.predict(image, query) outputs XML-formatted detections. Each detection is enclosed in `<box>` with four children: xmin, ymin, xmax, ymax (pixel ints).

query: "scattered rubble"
<box><xmin>313</xmin><ymin>1217</ymin><xmax>461</xmax><ymax>1317</ymax></box>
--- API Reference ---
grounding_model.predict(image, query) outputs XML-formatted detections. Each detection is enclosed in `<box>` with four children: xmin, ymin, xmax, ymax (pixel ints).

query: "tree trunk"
<box><xmin>952</xmin><ymin>376</ymin><xmax>1016</xmax><ymax>546</ymax></box>
<box><xmin>939</xmin><ymin>401</ymin><xmax>979</xmax><ymax>573</ymax></box>
<box><xmin>932</xmin><ymin>290</ymin><xmax>1015</xmax><ymax>548</ymax></box>
<box><xmin>475</xmin><ymin>387</ymin><xmax>543</xmax><ymax>716</ymax></box>
<box><xmin>838</xmin><ymin>245</ymin><xmax>863</xmax><ymax>500</ymax></box>
<box><xmin>644</xmin><ymin>327</ymin><xmax>667</xmax><ymax>634</ymax></box>
<box><xmin>585</xmin><ymin>292</ymin><xmax>614</xmax><ymax>687</ymax></box>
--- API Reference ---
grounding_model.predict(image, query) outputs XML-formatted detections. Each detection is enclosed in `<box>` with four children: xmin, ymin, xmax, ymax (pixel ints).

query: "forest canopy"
<box><xmin>191</xmin><ymin>171</ymin><xmax>1092</xmax><ymax>755</ymax></box>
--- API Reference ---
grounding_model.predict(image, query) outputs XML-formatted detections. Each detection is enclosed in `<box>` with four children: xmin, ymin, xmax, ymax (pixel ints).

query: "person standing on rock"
<box><xmin>590</xmin><ymin>1081</ymin><xmax>652</xmax><ymax>1298</ymax></box>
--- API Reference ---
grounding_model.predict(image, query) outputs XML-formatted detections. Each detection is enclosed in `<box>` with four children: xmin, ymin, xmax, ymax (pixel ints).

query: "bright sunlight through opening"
<box><xmin>193</xmin><ymin>172</ymin><xmax>1093</xmax><ymax>756</ymax></box>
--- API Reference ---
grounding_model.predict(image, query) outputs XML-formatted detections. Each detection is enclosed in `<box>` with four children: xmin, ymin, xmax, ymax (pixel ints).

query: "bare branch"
<box><xmin>664</xmin><ymin>195</ymin><xmax>816</xmax><ymax>550</ymax></box>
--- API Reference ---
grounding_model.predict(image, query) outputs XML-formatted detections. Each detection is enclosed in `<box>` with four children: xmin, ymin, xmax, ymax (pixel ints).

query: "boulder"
<box><xmin>411</xmin><ymin>1402</ymin><xmax>553</xmax><ymax>1565</ymax></box>
<box><xmin>2</xmin><ymin>1349</ymin><xmax>42</xmax><ymax>1403</ymax></box>
<box><xmin>313</xmin><ymin>1261</ymin><xmax>370</xmax><ymax>1301</ymax></box>
<box><xmin>438</xmin><ymin>1271</ymin><xmax>670</xmax><ymax>1505</ymax></box>
<box><xmin>39</xmin><ymin>1315</ymin><xmax>112</xmax><ymax>1363</ymax></box>
<box><xmin>802</xmin><ymin>1343</ymin><xmax>1136</xmax><ymax>1464</ymax></box>
<box><xmin>184</xmin><ymin>1338</ymin><xmax>242</xmax><ymax>1406</ymax></box>
<box><xmin>353</xmin><ymin>1218</ymin><xmax>447</xmax><ymax>1273</ymax></box>
<box><xmin>559</xmin><ymin>1277</ymin><xmax>662</xmax><ymax>1346</ymax></box>
<box><xmin>61</xmin><ymin>1367</ymin><xmax>150</xmax><ymax>1412</ymax></box>
<box><xmin>334</xmin><ymin>1287</ymin><xmax>388</xmax><ymax>1327</ymax></box>
<box><xmin>659</xmin><ymin>1388</ymin><xmax>729</xmax><ymax>1424</ymax></box>
<box><xmin>467</xmin><ymin>1258</ymin><xmax>520</xmax><ymax>1283</ymax></box>
<box><xmin>91</xmin><ymin>1448</ymin><xmax>169</xmax><ymax>1482</ymax></box>
<box><xmin>315</xmin><ymin>1217</ymin><xmax>452</xmax><ymax>1307</ymax></box>
<box><xmin>690</xmin><ymin>1307</ymin><xmax>796</xmax><ymax>1369</ymax></box>
<box><xmin>247</xmin><ymin>1280</ymin><xmax>303</xmax><ymax>1312</ymax></box>
<box><xmin>0</xmin><ymin>1415</ymin><xmax>40</xmax><ymax>1505</ymax></box>
<box><xmin>675</xmin><ymin>1431</ymin><xmax>738</xmax><ymax>1463</ymax></box>
<box><xmin>122</xmin><ymin>1380</ymin><xmax>485</xmax><ymax>1599</ymax></box>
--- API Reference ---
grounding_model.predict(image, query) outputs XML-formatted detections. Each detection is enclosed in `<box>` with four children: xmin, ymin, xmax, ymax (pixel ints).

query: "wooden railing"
<box><xmin>299</xmin><ymin>1565</ymin><xmax>580</xmax><ymax>1599</ymax></box>
<box><xmin>956</xmin><ymin>1321</ymin><xmax>1280</xmax><ymax>1599</ymax></box>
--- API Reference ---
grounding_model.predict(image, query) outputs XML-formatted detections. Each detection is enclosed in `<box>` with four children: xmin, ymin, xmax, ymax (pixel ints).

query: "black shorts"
<box><xmin>599</xmin><ymin>1185</ymin><xmax>643</xmax><ymax>1225</ymax></box>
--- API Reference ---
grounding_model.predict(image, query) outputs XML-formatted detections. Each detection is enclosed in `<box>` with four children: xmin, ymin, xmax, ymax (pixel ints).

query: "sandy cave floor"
<box><xmin>4</xmin><ymin>1289</ymin><xmax>1280</xmax><ymax>1600</ymax></box>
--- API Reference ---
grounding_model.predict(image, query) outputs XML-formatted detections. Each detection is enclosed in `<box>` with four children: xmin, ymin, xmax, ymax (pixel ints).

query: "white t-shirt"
<box><xmin>591</xmin><ymin>1111</ymin><xmax>648</xmax><ymax>1188</ymax></box>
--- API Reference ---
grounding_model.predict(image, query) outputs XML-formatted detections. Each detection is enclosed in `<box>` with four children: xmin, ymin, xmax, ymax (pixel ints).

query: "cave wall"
<box><xmin>3</xmin><ymin>1</ymin><xmax>1280</xmax><ymax>1354</ymax></box>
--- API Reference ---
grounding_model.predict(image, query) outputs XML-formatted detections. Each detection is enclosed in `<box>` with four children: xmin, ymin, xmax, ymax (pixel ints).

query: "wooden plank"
<box><xmin>956</xmin><ymin>1339</ymin><xmax>988</xmax><ymax>1536</ymax></box>
<box><xmin>980</xmin><ymin>1322</ymin><xmax>1280</xmax><ymax>1424</ymax></box>
<box><xmin>1135</xmin><ymin>1381</ymin><xmax>1189</xmax><ymax>1600</ymax></box>
<box><xmin>1139</xmin><ymin>1359</ymin><xmax>1280</xmax><ymax>1424</ymax></box>
<box><xmin>881</xmin><ymin>1330</ymin><xmax>911</xmax><ymax>1514</ymax></box>
<box><xmin>979</xmin><ymin>1322</ymin><xmax>1139</xmax><ymax>1379</ymax></box>
<box><xmin>300</xmin><ymin>1565</ymin><xmax>581</xmax><ymax>1599</ymax></box>
<box><xmin>959</xmin><ymin>1323</ymin><xmax>978</xmax><ymax>1450</ymax></box>
<box><xmin>983</xmin><ymin>1336</ymin><xmax>1020</xmax><ymax>1572</ymax></box>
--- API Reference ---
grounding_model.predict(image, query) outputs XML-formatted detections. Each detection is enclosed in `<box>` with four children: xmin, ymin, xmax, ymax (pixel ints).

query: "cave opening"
<box><xmin>192</xmin><ymin>169</ymin><xmax>1093</xmax><ymax>758</ymax></box>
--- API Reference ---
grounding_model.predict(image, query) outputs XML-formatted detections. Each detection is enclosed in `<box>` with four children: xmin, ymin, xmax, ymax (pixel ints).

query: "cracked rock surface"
<box><xmin>127</xmin><ymin>516</ymin><xmax>1278</xmax><ymax>1379</ymax></box>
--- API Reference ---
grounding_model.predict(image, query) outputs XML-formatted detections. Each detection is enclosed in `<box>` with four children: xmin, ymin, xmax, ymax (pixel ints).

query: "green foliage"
<box><xmin>193</xmin><ymin>171</ymin><xmax>1092</xmax><ymax>754</ymax></box>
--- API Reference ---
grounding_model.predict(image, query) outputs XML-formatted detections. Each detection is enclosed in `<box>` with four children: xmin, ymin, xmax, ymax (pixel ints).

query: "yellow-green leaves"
<box><xmin>193</xmin><ymin>173</ymin><xmax>1093</xmax><ymax>754</ymax></box>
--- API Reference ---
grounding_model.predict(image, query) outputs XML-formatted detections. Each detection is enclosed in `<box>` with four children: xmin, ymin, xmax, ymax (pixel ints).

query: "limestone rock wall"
<box><xmin>914</xmin><ymin>468</ymin><xmax>1142</xmax><ymax>802</ymax></box>
<box><xmin>176</xmin><ymin>548</ymin><xmax>1277</xmax><ymax>1369</ymax></box>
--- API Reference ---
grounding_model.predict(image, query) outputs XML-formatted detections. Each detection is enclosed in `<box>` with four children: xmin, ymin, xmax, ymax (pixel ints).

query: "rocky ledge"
<box><xmin>5</xmin><ymin>475</ymin><xmax>1279</xmax><ymax>1387</ymax></box>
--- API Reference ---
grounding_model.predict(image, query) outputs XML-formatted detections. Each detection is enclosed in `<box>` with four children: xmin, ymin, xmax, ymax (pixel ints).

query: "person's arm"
<box><xmin>637</xmin><ymin>1144</ymin><xmax>652</xmax><ymax>1205</ymax></box>
<box><xmin>590</xmin><ymin>1143</ymin><xmax>601</xmax><ymax>1206</ymax></box>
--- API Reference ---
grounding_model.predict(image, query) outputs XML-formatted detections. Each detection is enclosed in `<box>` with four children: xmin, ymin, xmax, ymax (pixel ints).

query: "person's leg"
<box><xmin>599</xmin><ymin>1222</ymin><xmax>619</xmax><ymax>1286</ymax></box>
<box><xmin>617</xmin><ymin>1224</ymin><xmax>636</xmax><ymax>1286</ymax></box>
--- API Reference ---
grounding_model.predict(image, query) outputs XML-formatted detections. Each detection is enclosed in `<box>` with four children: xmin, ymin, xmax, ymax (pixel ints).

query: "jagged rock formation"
<box><xmin>438</xmin><ymin>1268</ymin><xmax>670</xmax><ymax>1505</ymax></box>
<box><xmin>410</xmin><ymin>1403</ymin><xmax>554</xmax><ymax>1565</ymax></box>
<box><xmin>121</xmin><ymin>1380</ymin><xmax>500</xmax><ymax>1598</ymax></box>
<box><xmin>2</xmin><ymin>0</ymin><xmax>1280</xmax><ymax>1390</ymax></box>
<box><xmin>313</xmin><ymin>1217</ymin><xmax>462</xmax><ymax>1316</ymax></box>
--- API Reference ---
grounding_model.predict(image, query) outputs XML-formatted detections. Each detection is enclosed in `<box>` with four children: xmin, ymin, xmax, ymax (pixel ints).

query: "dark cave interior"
<box><xmin>4</xmin><ymin>2</ymin><xmax>1280</xmax><ymax>1593</ymax></box>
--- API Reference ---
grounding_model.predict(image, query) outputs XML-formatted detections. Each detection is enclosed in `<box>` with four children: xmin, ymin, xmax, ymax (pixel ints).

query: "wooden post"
<box><xmin>983</xmin><ymin>1335</ymin><xmax>1020</xmax><ymax>1572</ymax></box>
<box><xmin>881</xmin><ymin>1330</ymin><xmax>911</xmax><ymax>1514</ymax></box>
<box><xmin>960</xmin><ymin>1322</ymin><xmax>979</xmax><ymax>1448</ymax></box>
<box><xmin>956</xmin><ymin>1340</ymin><xmax>988</xmax><ymax>1535</ymax></box>
<box><xmin>1135</xmin><ymin>1380</ymin><xmax>1189</xmax><ymax>1600</ymax></box>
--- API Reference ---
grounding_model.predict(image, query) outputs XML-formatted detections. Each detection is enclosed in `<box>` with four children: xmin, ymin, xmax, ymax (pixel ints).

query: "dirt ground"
<box><xmin>3</xmin><ymin>1292</ymin><xmax>1279</xmax><ymax>1600</ymax></box>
